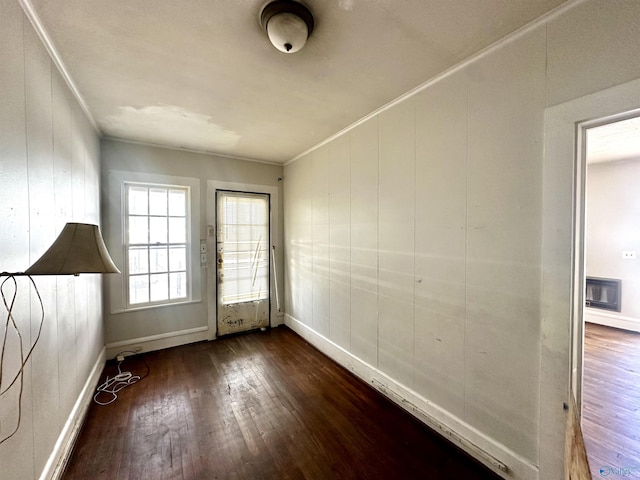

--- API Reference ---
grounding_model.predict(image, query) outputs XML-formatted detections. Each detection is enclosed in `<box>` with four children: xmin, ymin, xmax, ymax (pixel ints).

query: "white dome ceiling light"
<box><xmin>260</xmin><ymin>1</ymin><xmax>314</xmax><ymax>53</ymax></box>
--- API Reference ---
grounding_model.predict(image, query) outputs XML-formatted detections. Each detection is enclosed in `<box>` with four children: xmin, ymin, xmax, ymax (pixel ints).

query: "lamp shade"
<box><xmin>260</xmin><ymin>1</ymin><xmax>314</xmax><ymax>53</ymax></box>
<box><xmin>25</xmin><ymin>222</ymin><xmax>120</xmax><ymax>275</ymax></box>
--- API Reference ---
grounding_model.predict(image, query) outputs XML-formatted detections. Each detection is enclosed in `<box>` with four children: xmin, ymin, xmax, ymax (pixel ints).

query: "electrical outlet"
<box><xmin>623</xmin><ymin>251</ymin><xmax>636</xmax><ymax>259</ymax></box>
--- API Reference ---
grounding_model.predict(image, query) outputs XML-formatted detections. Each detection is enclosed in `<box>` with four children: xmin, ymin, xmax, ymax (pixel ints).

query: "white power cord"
<box><xmin>93</xmin><ymin>351</ymin><xmax>147</xmax><ymax>406</ymax></box>
<box><xmin>0</xmin><ymin>274</ymin><xmax>45</xmax><ymax>446</ymax></box>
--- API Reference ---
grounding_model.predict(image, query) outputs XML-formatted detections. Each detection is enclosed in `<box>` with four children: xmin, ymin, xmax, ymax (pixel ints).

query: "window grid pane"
<box><xmin>125</xmin><ymin>183</ymin><xmax>189</xmax><ymax>307</ymax></box>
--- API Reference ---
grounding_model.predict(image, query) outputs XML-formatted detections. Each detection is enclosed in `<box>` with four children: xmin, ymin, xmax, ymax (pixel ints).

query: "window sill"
<box><xmin>110</xmin><ymin>299</ymin><xmax>202</xmax><ymax>315</ymax></box>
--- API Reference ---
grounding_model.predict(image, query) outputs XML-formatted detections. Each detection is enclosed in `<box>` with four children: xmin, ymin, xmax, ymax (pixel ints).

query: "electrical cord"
<box><xmin>0</xmin><ymin>274</ymin><xmax>45</xmax><ymax>446</ymax></box>
<box><xmin>93</xmin><ymin>351</ymin><xmax>149</xmax><ymax>406</ymax></box>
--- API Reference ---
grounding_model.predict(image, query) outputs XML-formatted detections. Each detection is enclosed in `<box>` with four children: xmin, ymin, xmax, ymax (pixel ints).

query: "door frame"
<box><xmin>541</xmin><ymin>77</ymin><xmax>640</xmax><ymax>477</ymax></box>
<box><xmin>206</xmin><ymin>180</ymin><xmax>279</xmax><ymax>340</ymax></box>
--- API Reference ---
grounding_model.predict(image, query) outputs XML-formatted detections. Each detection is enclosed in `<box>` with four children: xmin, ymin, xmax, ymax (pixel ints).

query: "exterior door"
<box><xmin>216</xmin><ymin>190</ymin><xmax>270</xmax><ymax>336</ymax></box>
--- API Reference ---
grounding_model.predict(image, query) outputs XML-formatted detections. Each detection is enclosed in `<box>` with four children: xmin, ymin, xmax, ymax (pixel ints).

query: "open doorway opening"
<box><xmin>582</xmin><ymin>115</ymin><xmax>640</xmax><ymax>478</ymax></box>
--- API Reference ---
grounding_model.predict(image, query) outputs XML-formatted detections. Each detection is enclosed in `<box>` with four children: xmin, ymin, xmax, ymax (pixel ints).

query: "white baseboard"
<box><xmin>284</xmin><ymin>314</ymin><xmax>539</xmax><ymax>480</ymax></box>
<box><xmin>105</xmin><ymin>326</ymin><xmax>209</xmax><ymax>359</ymax></box>
<box><xmin>585</xmin><ymin>310</ymin><xmax>640</xmax><ymax>333</ymax></box>
<box><xmin>40</xmin><ymin>347</ymin><xmax>106</xmax><ymax>480</ymax></box>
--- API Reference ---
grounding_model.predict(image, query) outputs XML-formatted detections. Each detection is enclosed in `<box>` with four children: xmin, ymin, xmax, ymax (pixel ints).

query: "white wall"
<box><xmin>283</xmin><ymin>0</ymin><xmax>640</xmax><ymax>478</ymax></box>
<box><xmin>0</xmin><ymin>1</ymin><xmax>103</xmax><ymax>478</ymax></box>
<box><xmin>586</xmin><ymin>158</ymin><xmax>640</xmax><ymax>330</ymax></box>
<box><xmin>100</xmin><ymin>139</ymin><xmax>284</xmax><ymax>347</ymax></box>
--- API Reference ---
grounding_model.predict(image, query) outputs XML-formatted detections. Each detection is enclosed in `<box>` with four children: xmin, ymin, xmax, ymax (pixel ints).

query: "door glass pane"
<box><xmin>218</xmin><ymin>192</ymin><xmax>269</xmax><ymax>305</ymax></box>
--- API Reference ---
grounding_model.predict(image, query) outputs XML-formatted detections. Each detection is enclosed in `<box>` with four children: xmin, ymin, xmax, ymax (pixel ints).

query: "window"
<box><xmin>105</xmin><ymin>171</ymin><xmax>201</xmax><ymax>314</ymax></box>
<box><xmin>125</xmin><ymin>183</ymin><xmax>190</xmax><ymax>307</ymax></box>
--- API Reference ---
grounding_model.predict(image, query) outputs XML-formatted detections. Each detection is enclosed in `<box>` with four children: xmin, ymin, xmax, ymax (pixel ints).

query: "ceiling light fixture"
<box><xmin>260</xmin><ymin>0</ymin><xmax>314</xmax><ymax>53</ymax></box>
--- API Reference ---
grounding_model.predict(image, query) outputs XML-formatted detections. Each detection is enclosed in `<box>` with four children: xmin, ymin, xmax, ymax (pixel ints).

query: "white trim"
<box><xmin>102</xmin><ymin>136</ymin><xmax>282</xmax><ymax>166</ymax></box>
<box><xmin>39</xmin><ymin>347</ymin><xmax>106</xmax><ymax>480</ymax></box>
<box><xmin>585</xmin><ymin>311</ymin><xmax>640</xmax><ymax>333</ymax></box>
<box><xmin>109</xmin><ymin>299</ymin><xmax>202</xmax><ymax>315</ymax></box>
<box><xmin>105</xmin><ymin>326</ymin><xmax>209</xmax><ymax>358</ymax></box>
<box><xmin>123</xmin><ymin>182</ymin><xmax>190</xmax><ymax>309</ymax></box>
<box><xmin>19</xmin><ymin>0</ymin><xmax>99</xmax><ymax>133</ymax></box>
<box><xmin>286</xmin><ymin>0</ymin><xmax>585</xmax><ymax>165</ymax></box>
<box><xmin>284</xmin><ymin>315</ymin><xmax>538</xmax><ymax>480</ymax></box>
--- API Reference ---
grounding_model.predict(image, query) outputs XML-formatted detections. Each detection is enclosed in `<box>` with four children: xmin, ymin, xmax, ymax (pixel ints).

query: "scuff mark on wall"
<box><xmin>101</xmin><ymin>105</ymin><xmax>241</xmax><ymax>152</ymax></box>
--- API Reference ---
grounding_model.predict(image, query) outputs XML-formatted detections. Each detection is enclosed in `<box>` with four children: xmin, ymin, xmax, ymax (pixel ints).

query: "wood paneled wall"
<box><xmin>0</xmin><ymin>2</ymin><xmax>102</xmax><ymax>479</ymax></box>
<box><xmin>284</xmin><ymin>26</ymin><xmax>545</xmax><ymax>480</ymax></box>
<box><xmin>283</xmin><ymin>1</ymin><xmax>640</xmax><ymax>478</ymax></box>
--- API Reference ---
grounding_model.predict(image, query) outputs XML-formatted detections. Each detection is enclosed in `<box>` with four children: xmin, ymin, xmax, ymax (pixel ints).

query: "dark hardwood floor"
<box><xmin>583</xmin><ymin>322</ymin><xmax>640</xmax><ymax>478</ymax></box>
<box><xmin>63</xmin><ymin>326</ymin><xmax>501</xmax><ymax>480</ymax></box>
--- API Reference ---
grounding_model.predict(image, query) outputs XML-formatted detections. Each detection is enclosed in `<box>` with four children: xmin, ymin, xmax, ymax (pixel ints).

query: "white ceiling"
<box><xmin>28</xmin><ymin>0</ymin><xmax>570</xmax><ymax>164</ymax></box>
<box><xmin>587</xmin><ymin>116</ymin><xmax>640</xmax><ymax>164</ymax></box>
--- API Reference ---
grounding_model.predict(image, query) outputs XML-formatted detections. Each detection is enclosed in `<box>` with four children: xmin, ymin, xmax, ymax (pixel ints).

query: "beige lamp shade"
<box><xmin>25</xmin><ymin>222</ymin><xmax>120</xmax><ymax>275</ymax></box>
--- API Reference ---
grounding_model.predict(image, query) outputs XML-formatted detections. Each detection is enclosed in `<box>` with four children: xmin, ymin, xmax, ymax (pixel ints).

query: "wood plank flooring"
<box><xmin>63</xmin><ymin>326</ymin><xmax>501</xmax><ymax>480</ymax></box>
<box><xmin>583</xmin><ymin>322</ymin><xmax>640</xmax><ymax>478</ymax></box>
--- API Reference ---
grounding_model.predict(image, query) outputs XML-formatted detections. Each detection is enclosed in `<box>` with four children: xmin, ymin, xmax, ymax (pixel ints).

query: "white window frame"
<box><xmin>125</xmin><ymin>182</ymin><xmax>190</xmax><ymax>307</ymax></box>
<box><xmin>106</xmin><ymin>171</ymin><xmax>201</xmax><ymax>314</ymax></box>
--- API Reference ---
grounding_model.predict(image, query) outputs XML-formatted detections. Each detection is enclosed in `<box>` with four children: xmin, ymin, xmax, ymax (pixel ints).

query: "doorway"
<box><xmin>540</xmin><ymin>76</ymin><xmax>640</xmax><ymax>478</ymax></box>
<box><xmin>581</xmin><ymin>115</ymin><xmax>640</xmax><ymax>477</ymax></box>
<box><xmin>215</xmin><ymin>190</ymin><xmax>271</xmax><ymax>336</ymax></box>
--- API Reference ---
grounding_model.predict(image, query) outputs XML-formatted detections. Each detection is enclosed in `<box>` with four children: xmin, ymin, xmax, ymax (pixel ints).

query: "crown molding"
<box><xmin>19</xmin><ymin>0</ymin><xmax>100</xmax><ymax>134</ymax></box>
<box><xmin>286</xmin><ymin>0</ymin><xmax>585</xmax><ymax>166</ymax></box>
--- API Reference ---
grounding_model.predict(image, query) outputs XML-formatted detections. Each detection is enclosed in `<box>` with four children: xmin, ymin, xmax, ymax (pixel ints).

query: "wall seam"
<box><xmin>21</xmin><ymin>13</ymin><xmax>38</xmax><ymax>477</ymax></box>
<box><xmin>412</xmin><ymin>101</ymin><xmax>417</xmax><ymax>388</ymax></box>
<box><xmin>348</xmin><ymin>133</ymin><xmax>352</xmax><ymax>351</ymax></box>
<box><xmin>376</xmin><ymin>115</ymin><xmax>381</xmax><ymax>369</ymax></box>
<box><xmin>463</xmin><ymin>69</ymin><xmax>470</xmax><ymax>423</ymax></box>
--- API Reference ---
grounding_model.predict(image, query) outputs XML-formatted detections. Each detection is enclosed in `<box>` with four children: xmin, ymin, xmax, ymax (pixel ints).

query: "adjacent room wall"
<box><xmin>0</xmin><ymin>1</ymin><xmax>103</xmax><ymax>479</ymax></box>
<box><xmin>283</xmin><ymin>0</ymin><xmax>640</xmax><ymax>479</ymax></box>
<box><xmin>100</xmin><ymin>139</ymin><xmax>284</xmax><ymax>348</ymax></box>
<box><xmin>586</xmin><ymin>158</ymin><xmax>640</xmax><ymax>331</ymax></box>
